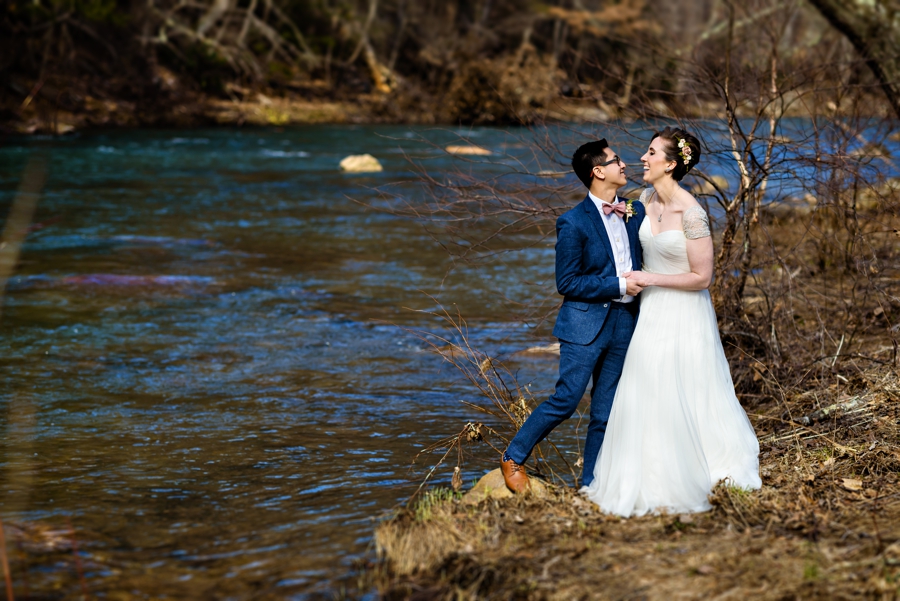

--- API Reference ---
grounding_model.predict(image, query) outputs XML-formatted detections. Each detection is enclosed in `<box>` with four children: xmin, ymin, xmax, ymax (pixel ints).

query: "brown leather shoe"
<box><xmin>501</xmin><ymin>453</ymin><xmax>530</xmax><ymax>493</ymax></box>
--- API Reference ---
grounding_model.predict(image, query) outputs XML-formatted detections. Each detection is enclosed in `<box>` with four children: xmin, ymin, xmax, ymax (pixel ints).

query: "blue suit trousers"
<box><xmin>506</xmin><ymin>301</ymin><xmax>637</xmax><ymax>487</ymax></box>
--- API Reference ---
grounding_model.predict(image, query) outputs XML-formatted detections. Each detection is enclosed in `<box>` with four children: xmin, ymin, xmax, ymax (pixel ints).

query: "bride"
<box><xmin>581</xmin><ymin>127</ymin><xmax>761</xmax><ymax>516</ymax></box>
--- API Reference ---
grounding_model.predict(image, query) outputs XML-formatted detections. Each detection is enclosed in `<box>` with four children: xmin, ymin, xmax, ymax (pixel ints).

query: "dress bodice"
<box><xmin>638</xmin><ymin>219</ymin><xmax>692</xmax><ymax>275</ymax></box>
<box><xmin>637</xmin><ymin>188</ymin><xmax>711</xmax><ymax>275</ymax></box>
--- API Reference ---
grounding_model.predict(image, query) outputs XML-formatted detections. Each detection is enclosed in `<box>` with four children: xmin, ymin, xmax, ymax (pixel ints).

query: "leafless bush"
<box><xmin>371</xmin><ymin>0</ymin><xmax>900</xmax><ymax>491</ymax></box>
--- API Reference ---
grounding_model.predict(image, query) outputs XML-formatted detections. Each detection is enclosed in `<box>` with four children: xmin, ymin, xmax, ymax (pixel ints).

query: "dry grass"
<box><xmin>372</xmin><ymin>368</ymin><xmax>899</xmax><ymax>599</ymax></box>
<box><xmin>374</xmin><ymin>488</ymin><xmax>469</xmax><ymax>576</ymax></box>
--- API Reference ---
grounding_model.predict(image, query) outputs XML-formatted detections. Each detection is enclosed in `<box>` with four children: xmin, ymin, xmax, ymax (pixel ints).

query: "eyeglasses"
<box><xmin>596</xmin><ymin>155</ymin><xmax>621</xmax><ymax>168</ymax></box>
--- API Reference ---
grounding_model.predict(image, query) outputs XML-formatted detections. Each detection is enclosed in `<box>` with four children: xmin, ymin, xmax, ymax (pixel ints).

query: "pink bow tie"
<box><xmin>602</xmin><ymin>202</ymin><xmax>626</xmax><ymax>218</ymax></box>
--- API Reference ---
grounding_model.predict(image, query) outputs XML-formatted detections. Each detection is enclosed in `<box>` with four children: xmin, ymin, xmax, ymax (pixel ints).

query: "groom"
<box><xmin>501</xmin><ymin>139</ymin><xmax>645</xmax><ymax>491</ymax></box>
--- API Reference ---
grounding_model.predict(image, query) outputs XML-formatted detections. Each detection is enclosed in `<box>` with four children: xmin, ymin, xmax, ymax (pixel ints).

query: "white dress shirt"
<box><xmin>588</xmin><ymin>191</ymin><xmax>634</xmax><ymax>303</ymax></box>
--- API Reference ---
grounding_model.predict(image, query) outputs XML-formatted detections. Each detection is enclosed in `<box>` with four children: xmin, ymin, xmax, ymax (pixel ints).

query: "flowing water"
<box><xmin>0</xmin><ymin>126</ymin><xmax>581</xmax><ymax>598</ymax></box>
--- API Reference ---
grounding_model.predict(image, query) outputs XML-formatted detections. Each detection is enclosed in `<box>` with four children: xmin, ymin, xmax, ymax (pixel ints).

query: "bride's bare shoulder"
<box><xmin>676</xmin><ymin>187</ymin><xmax>701</xmax><ymax>210</ymax></box>
<box><xmin>638</xmin><ymin>187</ymin><xmax>655</xmax><ymax>203</ymax></box>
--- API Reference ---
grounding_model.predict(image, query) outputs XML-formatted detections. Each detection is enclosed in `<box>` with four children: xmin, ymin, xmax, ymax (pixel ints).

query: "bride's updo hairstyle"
<box><xmin>651</xmin><ymin>127</ymin><xmax>702</xmax><ymax>182</ymax></box>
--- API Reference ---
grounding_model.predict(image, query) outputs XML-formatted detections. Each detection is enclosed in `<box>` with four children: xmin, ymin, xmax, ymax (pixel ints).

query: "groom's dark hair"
<box><xmin>572</xmin><ymin>139</ymin><xmax>610</xmax><ymax>188</ymax></box>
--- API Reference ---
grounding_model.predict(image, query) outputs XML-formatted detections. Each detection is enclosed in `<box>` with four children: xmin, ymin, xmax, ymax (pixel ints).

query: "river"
<box><xmin>0</xmin><ymin>125</ymin><xmax>586</xmax><ymax>598</ymax></box>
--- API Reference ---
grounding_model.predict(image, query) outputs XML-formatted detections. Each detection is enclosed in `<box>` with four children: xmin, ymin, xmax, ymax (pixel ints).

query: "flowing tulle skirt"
<box><xmin>581</xmin><ymin>285</ymin><xmax>761</xmax><ymax>516</ymax></box>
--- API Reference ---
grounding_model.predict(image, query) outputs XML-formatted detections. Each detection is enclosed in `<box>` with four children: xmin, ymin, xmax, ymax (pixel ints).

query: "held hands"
<box><xmin>624</xmin><ymin>271</ymin><xmax>653</xmax><ymax>294</ymax></box>
<box><xmin>624</xmin><ymin>274</ymin><xmax>644</xmax><ymax>296</ymax></box>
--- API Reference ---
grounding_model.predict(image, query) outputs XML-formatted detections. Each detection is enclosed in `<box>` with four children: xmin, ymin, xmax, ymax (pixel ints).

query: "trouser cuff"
<box><xmin>504</xmin><ymin>444</ymin><xmax>529</xmax><ymax>465</ymax></box>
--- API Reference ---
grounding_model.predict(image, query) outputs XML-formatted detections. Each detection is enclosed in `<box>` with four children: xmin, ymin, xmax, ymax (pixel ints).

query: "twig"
<box><xmin>0</xmin><ymin>516</ymin><xmax>13</xmax><ymax>601</ymax></box>
<box><xmin>66</xmin><ymin>518</ymin><xmax>88</xmax><ymax>601</ymax></box>
<box><xmin>831</xmin><ymin>333</ymin><xmax>845</xmax><ymax>368</ymax></box>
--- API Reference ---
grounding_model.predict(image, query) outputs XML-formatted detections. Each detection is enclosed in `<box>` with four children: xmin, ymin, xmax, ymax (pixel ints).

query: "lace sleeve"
<box><xmin>682</xmin><ymin>206</ymin><xmax>711</xmax><ymax>240</ymax></box>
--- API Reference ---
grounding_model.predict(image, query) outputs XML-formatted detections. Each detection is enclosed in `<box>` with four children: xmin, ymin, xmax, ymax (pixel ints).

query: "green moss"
<box><xmin>413</xmin><ymin>487</ymin><xmax>461</xmax><ymax>522</ymax></box>
<box><xmin>804</xmin><ymin>561</ymin><xmax>820</xmax><ymax>580</ymax></box>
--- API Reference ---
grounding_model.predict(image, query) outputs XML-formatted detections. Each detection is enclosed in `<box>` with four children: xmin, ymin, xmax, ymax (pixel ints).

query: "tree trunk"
<box><xmin>806</xmin><ymin>0</ymin><xmax>900</xmax><ymax>119</ymax></box>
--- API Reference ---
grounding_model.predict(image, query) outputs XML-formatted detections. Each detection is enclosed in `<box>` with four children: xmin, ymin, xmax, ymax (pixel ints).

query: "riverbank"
<box><xmin>370</xmin><ymin>366</ymin><xmax>900</xmax><ymax>599</ymax></box>
<box><xmin>5</xmin><ymin>72</ymin><xmax>891</xmax><ymax>136</ymax></box>
<box><xmin>2</xmin><ymin>84</ymin><xmax>368</xmax><ymax>135</ymax></box>
<box><xmin>1</xmin><ymin>88</ymin><xmax>635</xmax><ymax>136</ymax></box>
<box><xmin>8</xmin><ymin>94</ymin><xmax>894</xmax><ymax>137</ymax></box>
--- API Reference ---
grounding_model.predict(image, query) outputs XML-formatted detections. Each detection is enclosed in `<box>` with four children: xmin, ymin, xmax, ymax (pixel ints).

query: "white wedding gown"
<box><xmin>581</xmin><ymin>198</ymin><xmax>761</xmax><ymax>516</ymax></box>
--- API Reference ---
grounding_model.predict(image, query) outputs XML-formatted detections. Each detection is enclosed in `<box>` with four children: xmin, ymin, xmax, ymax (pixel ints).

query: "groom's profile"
<box><xmin>501</xmin><ymin>139</ymin><xmax>646</xmax><ymax>492</ymax></box>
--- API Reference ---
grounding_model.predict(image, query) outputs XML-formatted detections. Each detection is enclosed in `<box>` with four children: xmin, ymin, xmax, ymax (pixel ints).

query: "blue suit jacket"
<box><xmin>551</xmin><ymin>194</ymin><xmax>645</xmax><ymax>345</ymax></box>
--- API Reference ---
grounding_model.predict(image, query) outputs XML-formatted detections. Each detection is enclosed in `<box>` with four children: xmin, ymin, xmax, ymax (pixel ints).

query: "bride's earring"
<box><xmin>665</xmin><ymin>167</ymin><xmax>673</xmax><ymax>173</ymax></box>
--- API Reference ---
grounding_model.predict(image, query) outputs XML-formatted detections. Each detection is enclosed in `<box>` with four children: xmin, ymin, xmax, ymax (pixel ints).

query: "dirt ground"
<box><xmin>372</xmin><ymin>366</ymin><xmax>900</xmax><ymax>600</ymax></box>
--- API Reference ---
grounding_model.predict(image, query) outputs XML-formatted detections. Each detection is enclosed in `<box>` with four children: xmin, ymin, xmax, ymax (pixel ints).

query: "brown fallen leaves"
<box><xmin>373</xmin><ymin>366</ymin><xmax>900</xmax><ymax>600</ymax></box>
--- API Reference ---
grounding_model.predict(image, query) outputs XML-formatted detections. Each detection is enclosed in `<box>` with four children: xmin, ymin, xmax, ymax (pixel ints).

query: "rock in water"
<box><xmin>339</xmin><ymin>154</ymin><xmax>383</xmax><ymax>172</ymax></box>
<box><xmin>445</xmin><ymin>145</ymin><xmax>492</xmax><ymax>156</ymax></box>
<box><xmin>462</xmin><ymin>468</ymin><xmax>548</xmax><ymax>504</ymax></box>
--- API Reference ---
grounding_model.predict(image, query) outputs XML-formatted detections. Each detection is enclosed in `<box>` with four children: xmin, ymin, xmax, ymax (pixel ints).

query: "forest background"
<box><xmin>3</xmin><ymin>0</ymin><xmax>900</xmax><ymax>131</ymax></box>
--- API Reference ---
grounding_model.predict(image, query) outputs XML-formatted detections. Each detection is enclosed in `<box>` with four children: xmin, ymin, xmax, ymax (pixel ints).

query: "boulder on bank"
<box><xmin>537</xmin><ymin>170</ymin><xmax>567</xmax><ymax>178</ymax></box>
<box><xmin>445</xmin><ymin>145</ymin><xmax>492</xmax><ymax>156</ymax></box>
<box><xmin>462</xmin><ymin>468</ymin><xmax>548</xmax><ymax>504</ymax></box>
<box><xmin>690</xmin><ymin>175</ymin><xmax>729</xmax><ymax>196</ymax></box>
<box><xmin>518</xmin><ymin>342</ymin><xmax>561</xmax><ymax>356</ymax></box>
<box><xmin>761</xmin><ymin>193</ymin><xmax>818</xmax><ymax>217</ymax></box>
<box><xmin>340</xmin><ymin>154</ymin><xmax>383</xmax><ymax>172</ymax></box>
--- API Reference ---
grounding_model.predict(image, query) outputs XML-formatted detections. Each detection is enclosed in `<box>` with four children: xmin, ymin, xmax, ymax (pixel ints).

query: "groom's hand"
<box><xmin>624</xmin><ymin>276</ymin><xmax>644</xmax><ymax>296</ymax></box>
<box><xmin>624</xmin><ymin>271</ymin><xmax>650</xmax><ymax>294</ymax></box>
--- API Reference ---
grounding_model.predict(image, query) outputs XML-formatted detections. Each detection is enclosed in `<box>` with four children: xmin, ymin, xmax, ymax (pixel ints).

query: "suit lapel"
<box><xmin>582</xmin><ymin>195</ymin><xmax>614</xmax><ymax>261</ymax></box>
<box><xmin>622</xmin><ymin>196</ymin><xmax>641</xmax><ymax>270</ymax></box>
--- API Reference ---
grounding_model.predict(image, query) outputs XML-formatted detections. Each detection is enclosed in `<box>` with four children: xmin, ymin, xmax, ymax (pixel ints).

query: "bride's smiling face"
<box><xmin>640</xmin><ymin>137</ymin><xmax>675</xmax><ymax>184</ymax></box>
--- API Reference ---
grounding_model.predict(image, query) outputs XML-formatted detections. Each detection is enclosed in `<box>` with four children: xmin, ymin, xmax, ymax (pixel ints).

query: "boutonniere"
<box><xmin>625</xmin><ymin>199</ymin><xmax>635</xmax><ymax>222</ymax></box>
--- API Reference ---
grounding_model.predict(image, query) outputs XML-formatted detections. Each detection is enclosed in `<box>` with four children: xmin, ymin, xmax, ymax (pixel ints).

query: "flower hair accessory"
<box><xmin>677</xmin><ymin>137</ymin><xmax>693</xmax><ymax>166</ymax></box>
